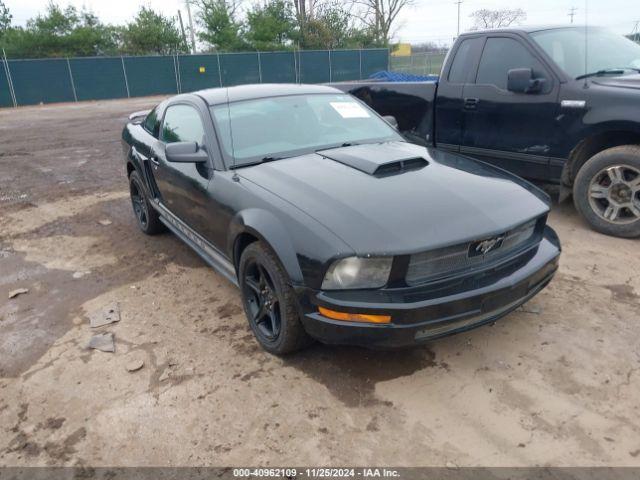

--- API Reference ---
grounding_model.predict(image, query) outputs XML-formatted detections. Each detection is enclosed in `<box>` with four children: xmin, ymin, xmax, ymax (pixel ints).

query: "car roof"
<box><xmin>195</xmin><ymin>83</ymin><xmax>343</xmax><ymax>106</ymax></box>
<box><xmin>459</xmin><ymin>24</ymin><xmax>596</xmax><ymax>36</ymax></box>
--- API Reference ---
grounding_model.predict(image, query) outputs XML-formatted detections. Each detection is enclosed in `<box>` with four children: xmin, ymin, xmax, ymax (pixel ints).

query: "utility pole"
<box><xmin>185</xmin><ymin>0</ymin><xmax>197</xmax><ymax>54</ymax></box>
<box><xmin>454</xmin><ymin>0</ymin><xmax>463</xmax><ymax>36</ymax></box>
<box><xmin>177</xmin><ymin>10</ymin><xmax>188</xmax><ymax>51</ymax></box>
<box><xmin>568</xmin><ymin>6</ymin><xmax>578</xmax><ymax>24</ymax></box>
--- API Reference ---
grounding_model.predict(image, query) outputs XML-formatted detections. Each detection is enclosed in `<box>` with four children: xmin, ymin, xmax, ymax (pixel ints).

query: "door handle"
<box><xmin>149</xmin><ymin>156</ymin><xmax>160</xmax><ymax>166</ymax></box>
<box><xmin>464</xmin><ymin>98</ymin><xmax>479</xmax><ymax>110</ymax></box>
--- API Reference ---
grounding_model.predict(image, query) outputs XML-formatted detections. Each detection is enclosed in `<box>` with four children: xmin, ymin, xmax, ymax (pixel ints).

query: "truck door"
<box><xmin>460</xmin><ymin>35</ymin><xmax>560</xmax><ymax>180</ymax></box>
<box><xmin>435</xmin><ymin>36</ymin><xmax>484</xmax><ymax>151</ymax></box>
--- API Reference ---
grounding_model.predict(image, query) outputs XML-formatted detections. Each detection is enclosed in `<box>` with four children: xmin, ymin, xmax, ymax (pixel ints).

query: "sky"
<box><xmin>5</xmin><ymin>0</ymin><xmax>640</xmax><ymax>47</ymax></box>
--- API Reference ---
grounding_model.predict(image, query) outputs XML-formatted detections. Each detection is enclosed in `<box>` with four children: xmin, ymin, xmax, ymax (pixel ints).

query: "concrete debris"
<box><xmin>8</xmin><ymin>288</ymin><xmax>29</xmax><ymax>299</ymax></box>
<box><xmin>89</xmin><ymin>303</ymin><xmax>120</xmax><ymax>328</ymax></box>
<box><xmin>98</xmin><ymin>219</ymin><xmax>112</xmax><ymax>226</ymax></box>
<box><xmin>87</xmin><ymin>332</ymin><xmax>115</xmax><ymax>352</ymax></box>
<box><xmin>125</xmin><ymin>359</ymin><xmax>144</xmax><ymax>372</ymax></box>
<box><xmin>72</xmin><ymin>270</ymin><xmax>91</xmax><ymax>279</ymax></box>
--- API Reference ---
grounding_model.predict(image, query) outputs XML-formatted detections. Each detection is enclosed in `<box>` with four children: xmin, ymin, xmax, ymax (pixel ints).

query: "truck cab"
<box><xmin>338</xmin><ymin>26</ymin><xmax>640</xmax><ymax>238</ymax></box>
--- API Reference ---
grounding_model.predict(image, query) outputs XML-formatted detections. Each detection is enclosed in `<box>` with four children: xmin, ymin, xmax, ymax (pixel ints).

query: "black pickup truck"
<box><xmin>334</xmin><ymin>26</ymin><xmax>640</xmax><ymax>238</ymax></box>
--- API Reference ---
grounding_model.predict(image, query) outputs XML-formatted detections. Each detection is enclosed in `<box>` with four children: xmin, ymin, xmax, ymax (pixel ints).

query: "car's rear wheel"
<box><xmin>573</xmin><ymin>146</ymin><xmax>640</xmax><ymax>238</ymax></box>
<box><xmin>238</xmin><ymin>242</ymin><xmax>312</xmax><ymax>355</ymax></box>
<box><xmin>129</xmin><ymin>170</ymin><xmax>164</xmax><ymax>235</ymax></box>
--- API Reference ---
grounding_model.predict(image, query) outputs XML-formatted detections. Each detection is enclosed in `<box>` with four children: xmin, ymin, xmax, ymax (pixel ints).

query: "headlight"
<box><xmin>322</xmin><ymin>256</ymin><xmax>393</xmax><ymax>290</ymax></box>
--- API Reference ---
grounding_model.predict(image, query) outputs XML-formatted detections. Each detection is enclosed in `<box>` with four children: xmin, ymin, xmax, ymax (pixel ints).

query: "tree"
<box><xmin>122</xmin><ymin>6</ymin><xmax>186</xmax><ymax>55</ymax></box>
<box><xmin>469</xmin><ymin>8</ymin><xmax>526</xmax><ymax>30</ymax></box>
<box><xmin>196</xmin><ymin>0</ymin><xmax>247</xmax><ymax>51</ymax></box>
<box><xmin>349</xmin><ymin>0</ymin><xmax>413</xmax><ymax>46</ymax></box>
<box><xmin>0</xmin><ymin>2</ymin><xmax>120</xmax><ymax>58</ymax></box>
<box><xmin>0</xmin><ymin>0</ymin><xmax>12</xmax><ymax>36</ymax></box>
<box><xmin>300</xmin><ymin>0</ymin><xmax>372</xmax><ymax>49</ymax></box>
<box><xmin>246</xmin><ymin>0</ymin><xmax>297</xmax><ymax>50</ymax></box>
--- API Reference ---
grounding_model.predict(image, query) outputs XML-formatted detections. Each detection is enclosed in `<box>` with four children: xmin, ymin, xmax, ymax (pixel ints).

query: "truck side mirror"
<box><xmin>507</xmin><ymin>68</ymin><xmax>546</xmax><ymax>94</ymax></box>
<box><xmin>382</xmin><ymin>115</ymin><xmax>399</xmax><ymax>129</ymax></box>
<box><xmin>165</xmin><ymin>141</ymin><xmax>208</xmax><ymax>163</ymax></box>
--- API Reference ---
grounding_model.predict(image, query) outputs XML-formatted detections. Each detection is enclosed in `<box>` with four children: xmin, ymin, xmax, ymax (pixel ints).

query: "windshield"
<box><xmin>211</xmin><ymin>93</ymin><xmax>402</xmax><ymax>167</ymax></box>
<box><xmin>531</xmin><ymin>27</ymin><xmax>640</xmax><ymax>79</ymax></box>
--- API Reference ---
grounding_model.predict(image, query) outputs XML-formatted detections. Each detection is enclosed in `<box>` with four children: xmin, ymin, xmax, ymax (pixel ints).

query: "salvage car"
<box><xmin>333</xmin><ymin>26</ymin><xmax>640</xmax><ymax>238</ymax></box>
<box><xmin>121</xmin><ymin>84</ymin><xmax>561</xmax><ymax>354</ymax></box>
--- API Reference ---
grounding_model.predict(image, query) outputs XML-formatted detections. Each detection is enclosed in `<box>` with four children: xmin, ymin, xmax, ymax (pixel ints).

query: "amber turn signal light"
<box><xmin>318</xmin><ymin>306</ymin><xmax>391</xmax><ymax>324</ymax></box>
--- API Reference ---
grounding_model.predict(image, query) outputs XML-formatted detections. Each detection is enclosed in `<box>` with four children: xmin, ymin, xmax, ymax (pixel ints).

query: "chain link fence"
<box><xmin>0</xmin><ymin>48</ymin><xmax>389</xmax><ymax>108</ymax></box>
<box><xmin>389</xmin><ymin>51</ymin><xmax>448</xmax><ymax>77</ymax></box>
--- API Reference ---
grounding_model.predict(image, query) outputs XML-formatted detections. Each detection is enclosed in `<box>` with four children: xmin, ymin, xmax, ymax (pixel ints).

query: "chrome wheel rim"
<box><xmin>588</xmin><ymin>164</ymin><xmax>640</xmax><ymax>225</ymax></box>
<box><xmin>242</xmin><ymin>260</ymin><xmax>281</xmax><ymax>341</ymax></box>
<box><xmin>130</xmin><ymin>179</ymin><xmax>149</xmax><ymax>229</ymax></box>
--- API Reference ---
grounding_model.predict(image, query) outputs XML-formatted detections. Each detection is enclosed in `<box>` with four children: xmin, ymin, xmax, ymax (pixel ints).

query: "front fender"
<box><xmin>228</xmin><ymin>208</ymin><xmax>305</xmax><ymax>285</ymax></box>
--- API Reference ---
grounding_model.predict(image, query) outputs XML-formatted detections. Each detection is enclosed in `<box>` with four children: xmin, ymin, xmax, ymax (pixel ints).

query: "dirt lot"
<box><xmin>0</xmin><ymin>97</ymin><xmax>639</xmax><ymax>468</ymax></box>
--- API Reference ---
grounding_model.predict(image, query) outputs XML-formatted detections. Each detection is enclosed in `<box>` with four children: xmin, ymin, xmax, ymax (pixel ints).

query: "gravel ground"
<box><xmin>0</xmin><ymin>97</ymin><xmax>639</xmax><ymax>467</ymax></box>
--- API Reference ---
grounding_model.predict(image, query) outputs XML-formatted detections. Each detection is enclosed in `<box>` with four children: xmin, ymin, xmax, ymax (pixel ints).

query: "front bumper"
<box><xmin>296</xmin><ymin>226</ymin><xmax>561</xmax><ymax>348</ymax></box>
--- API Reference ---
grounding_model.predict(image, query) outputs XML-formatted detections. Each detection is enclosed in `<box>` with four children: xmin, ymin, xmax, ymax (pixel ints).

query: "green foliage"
<box><xmin>246</xmin><ymin>0</ymin><xmax>297</xmax><ymax>50</ymax></box>
<box><xmin>298</xmin><ymin>1</ymin><xmax>380</xmax><ymax>49</ymax></box>
<box><xmin>122</xmin><ymin>6</ymin><xmax>186</xmax><ymax>55</ymax></box>
<box><xmin>0</xmin><ymin>2</ymin><xmax>120</xmax><ymax>58</ymax></box>
<box><xmin>197</xmin><ymin>0</ymin><xmax>247</xmax><ymax>52</ymax></box>
<box><xmin>0</xmin><ymin>0</ymin><xmax>12</xmax><ymax>36</ymax></box>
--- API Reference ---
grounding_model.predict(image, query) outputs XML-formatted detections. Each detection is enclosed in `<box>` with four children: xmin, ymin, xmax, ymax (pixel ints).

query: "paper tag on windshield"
<box><xmin>330</xmin><ymin>102</ymin><xmax>370</xmax><ymax>118</ymax></box>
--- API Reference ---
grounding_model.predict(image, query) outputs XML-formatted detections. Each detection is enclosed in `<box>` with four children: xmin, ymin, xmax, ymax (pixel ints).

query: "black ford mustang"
<box><xmin>121</xmin><ymin>84</ymin><xmax>561</xmax><ymax>354</ymax></box>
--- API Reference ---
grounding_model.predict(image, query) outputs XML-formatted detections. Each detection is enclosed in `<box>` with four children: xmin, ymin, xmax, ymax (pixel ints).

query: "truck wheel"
<box><xmin>238</xmin><ymin>242</ymin><xmax>313</xmax><ymax>355</ymax></box>
<box><xmin>573</xmin><ymin>146</ymin><xmax>640</xmax><ymax>238</ymax></box>
<box><xmin>129</xmin><ymin>171</ymin><xmax>165</xmax><ymax>235</ymax></box>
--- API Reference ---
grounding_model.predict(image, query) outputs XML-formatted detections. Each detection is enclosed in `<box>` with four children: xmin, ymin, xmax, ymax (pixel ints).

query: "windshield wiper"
<box><xmin>576</xmin><ymin>67</ymin><xmax>640</xmax><ymax>80</ymax></box>
<box><xmin>315</xmin><ymin>142</ymin><xmax>360</xmax><ymax>153</ymax></box>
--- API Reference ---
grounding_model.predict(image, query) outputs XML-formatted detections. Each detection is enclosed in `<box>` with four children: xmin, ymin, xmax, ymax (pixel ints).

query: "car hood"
<box><xmin>592</xmin><ymin>73</ymin><xmax>640</xmax><ymax>90</ymax></box>
<box><xmin>239</xmin><ymin>142</ymin><xmax>550</xmax><ymax>254</ymax></box>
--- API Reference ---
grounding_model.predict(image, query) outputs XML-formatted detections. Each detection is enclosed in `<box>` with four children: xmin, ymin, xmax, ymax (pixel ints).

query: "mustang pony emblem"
<box><xmin>470</xmin><ymin>235</ymin><xmax>505</xmax><ymax>257</ymax></box>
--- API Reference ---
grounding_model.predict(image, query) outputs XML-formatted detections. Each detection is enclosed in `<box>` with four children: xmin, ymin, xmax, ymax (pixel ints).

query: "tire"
<box><xmin>573</xmin><ymin>145</ymin><xmax>640</xmax><ymax>238</ymax></box>
<box><xmin>129</xmin><ymin>170</ymin><xmax>165</xmax><ymax>235</ymax></box>
<box><xmin>238</xmin><ymin>242</ymin><xmax>313</xmax><ymax>355</ymax></box>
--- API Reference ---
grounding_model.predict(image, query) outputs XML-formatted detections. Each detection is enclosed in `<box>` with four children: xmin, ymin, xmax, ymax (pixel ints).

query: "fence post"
<box><xmin>217</xmin><ymin>52</ymin><xmax>223</xmax><ymax>87</ymax></box>
<box><xmin>2</xmin><ymin>48</ymin><xmax>17</xmax><ymax>108</ymax></box>
<box><xmin>66</xmin><ymin>58</ymin><xmax>78</xmax><ymax>102</ymax></box>
<box><xmin>293</xmin><ymin>49</ymin><xmax>298</xmax><ymax>83</ymax></box>
<box><xmin>359</xmin><ymin>50</ymin><xmax>363</xmax><ymax>79</ymax></box>
<box><xmin>172</xmin><ymin>54</ymin><xmax>180</xmax><ymax>94</ymax></box>
<box><xmin>328</xmin><ymin>50</ymin><xmax>332</xmax><ymax>82</ymax></box>
<box><xmin>257</xmin><ymin>51</ymin><xmax>262</xmax><ymax>83</ymax></box>
<box><xmin>121</xmin><ymin>56</ymin><xmax>130</xmax><ymax>98</ymax></box>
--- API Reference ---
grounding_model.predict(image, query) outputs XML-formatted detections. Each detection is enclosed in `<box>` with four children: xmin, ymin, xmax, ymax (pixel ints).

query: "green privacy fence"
<box><xmin>0</xmin><ymin>48</ymin><xmax>388</xmax><ymax>108</ymax></box>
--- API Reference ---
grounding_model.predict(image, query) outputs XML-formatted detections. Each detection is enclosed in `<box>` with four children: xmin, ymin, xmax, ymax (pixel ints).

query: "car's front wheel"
<box><xmin>238</xmin><ymin>242</ymin><xmax>312</xmax><ymax>355</ymax></box>
<box><xmin>129</xmin><ymin>170</ymin><xmax>165</xmax><ymax>235</ymax></box>
<box><xmin>573</xmin><ymin>146</ymin><xmax>640</xmax><ymax>238</ymax></box>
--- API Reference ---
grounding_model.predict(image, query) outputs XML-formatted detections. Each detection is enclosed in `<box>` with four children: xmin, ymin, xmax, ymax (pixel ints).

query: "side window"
<box><xmin>447</xmin><ymin>38</ymin><xmax>481</xmax><ymax>83</ymax></box>
<box><xmin>476</xmin><ymin>37</ymin><xmax>548</xmax><ymax>90</ymax></box>
<box><xmin>161</xmin><ymin>105</ymin><xmax>206</xmax><ymax>145</ymax></box>
<box><xmin>143</xmin><ymin>107</ymin><xmax>160</xmax><ymax>138</ymax></box>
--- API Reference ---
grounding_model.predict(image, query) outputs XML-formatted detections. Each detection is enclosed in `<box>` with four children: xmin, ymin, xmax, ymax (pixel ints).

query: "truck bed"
<box><xmin>330</xmin><ymin>81</ymin><xmax>437</xmax><ymax>145</ymax></box>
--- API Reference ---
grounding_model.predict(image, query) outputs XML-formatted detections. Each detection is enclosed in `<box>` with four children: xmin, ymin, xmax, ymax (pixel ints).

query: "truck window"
<box><xmin>447</xmin><ymin>38</ymin><xmax>481</xmax><ymax>83</ymax></box>
<box><xmin>476</xmin><ymin>37</ymin><xmax>547</xmax><ymax>90</ymax></box>
<box><xmin>161</xmin><ymin>105</ymin><xmax>205</xmax><ymax>145</ymax></box>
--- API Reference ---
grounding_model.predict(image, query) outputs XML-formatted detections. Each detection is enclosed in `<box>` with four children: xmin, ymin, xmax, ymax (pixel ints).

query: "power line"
<box><xmin>568</xmin><ymin>6</ymin><xmax>578</xmax><ymax>24</ymax></box>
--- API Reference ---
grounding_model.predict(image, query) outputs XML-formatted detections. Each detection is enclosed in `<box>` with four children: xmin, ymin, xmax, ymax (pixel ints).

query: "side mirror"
<box><xmin>165</xmin><ymin>141</ymin><xmax>208</xmax><ymax>163</ymax></box>
<box><xmin>507</xmin><ymin>68</ymin><xmax>546</xmax><ymax>94</ymax></box>
<box><xmin>382</xmin><ymin>115</ymin><xmax>399</xmax><ymax>129</ymax></box>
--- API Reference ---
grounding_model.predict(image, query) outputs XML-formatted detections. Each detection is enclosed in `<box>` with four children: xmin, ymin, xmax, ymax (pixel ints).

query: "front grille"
<box><xmin>405</xmin><ymin>217</ymin><xmax>542</xmax><ymax>286</ymax></box>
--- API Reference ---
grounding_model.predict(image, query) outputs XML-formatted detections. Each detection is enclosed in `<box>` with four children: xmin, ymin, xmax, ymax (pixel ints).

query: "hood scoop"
<box><xmin>317</xmin><ymin>142</ymin><xmax>429</xmax><ymax>177</ymax></box>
